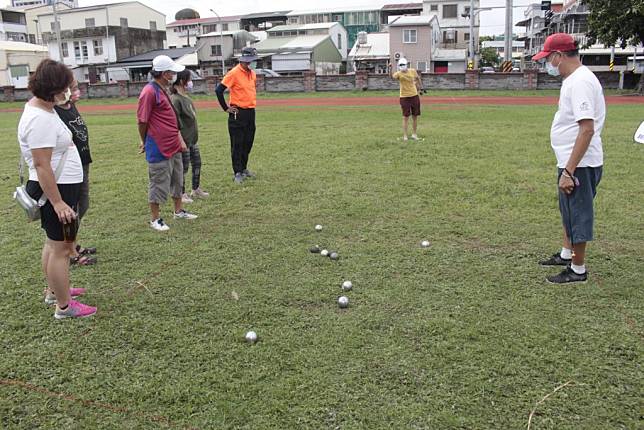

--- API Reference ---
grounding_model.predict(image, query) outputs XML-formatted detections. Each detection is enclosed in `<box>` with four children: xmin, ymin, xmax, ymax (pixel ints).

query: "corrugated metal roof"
<box><xmin>254</xmin><ymin>34</ymin><xmax>330</xmax><ymax>52</ymax></box>
<box><xmin>117</xmin><ymin>47</ymin><xmax>195</xmax><ymax>63</ymax></box>
<box><xmin>388</xmin><ymin>15</ymin><xmax>435</xmax><ymax>26</ymax></box>
<box><xmin>348</xmin><ymin>33</ymin><xmax>389</xmax><ymax>58</ymax></box>
<box><xmin>268</xmin><ymin>22</ymin><xmax>339</xmax><ymax>32</ymax></box>
<box><xmin>167</xmin><ymin>16</ymin><xmax>243</xmax><ymax>27</ymax></box>
<box><xmin>381</xmin><ymin>3</ymin><xmax>423</xmax><ymax>10</ymax></box>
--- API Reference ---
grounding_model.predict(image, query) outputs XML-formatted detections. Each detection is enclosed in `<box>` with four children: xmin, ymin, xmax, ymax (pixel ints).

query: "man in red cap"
<box><xmin>533</xmin><ymin>33</ymin><xmax>606</xmax><ymax>284</ymax></box>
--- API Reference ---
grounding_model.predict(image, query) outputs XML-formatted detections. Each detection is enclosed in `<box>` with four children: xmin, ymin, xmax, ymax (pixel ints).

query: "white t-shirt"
<box><xmin>550</xmin><ymin>65</ymin><xmax>605</xmax><ymax>168</ymax></box>
<box><xmin>18</xmin><ymin>103</ymin><xmax>83</xmax><ymax>184</ymax></box>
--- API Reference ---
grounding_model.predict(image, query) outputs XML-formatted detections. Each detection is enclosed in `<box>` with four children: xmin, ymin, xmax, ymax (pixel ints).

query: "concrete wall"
<box><xmin>389</xmin><ymin>25</ymin><xmax>432</xmax><ymax>68</ymax></box>
<box><xmin>1</xmin><ymin>71</ymin><xmax>639</xmax><ymax>101</ymax></box>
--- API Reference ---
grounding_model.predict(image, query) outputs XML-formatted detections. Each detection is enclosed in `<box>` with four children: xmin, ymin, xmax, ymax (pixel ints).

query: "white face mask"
<box><xmin>546</xmin><ymin>53</ymin><xmax>561</xmax><ymax>77</ymax></box>
<box><xmin>186</xmin><ymin>81</ymin><xmax>194</xmax><ymax>91</ymax></box>
<box><xmin>168</xmin><ymin>73</ymin><xmax>177</xmax><ymax>84</ymax></box>
<box><xmin>399</xmin><ymin>64</ymin><xmax>408</xmax><ymax>72</ymax></box>
<box><xmin>55</xmin><ymin>88</ymin><xmax>71</xmax><ymax>106</ymax></box>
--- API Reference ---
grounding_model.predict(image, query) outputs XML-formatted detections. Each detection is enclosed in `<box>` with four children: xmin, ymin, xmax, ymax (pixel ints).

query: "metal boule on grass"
<box><xmin>315</xmin><ymin>224</ymin><xmax>323</xmax><ymax>231</ymax></box>
<box><xmin>342</xmin><ymin>281</ymin><xmax>353</xmax><ymax>291</ymax></box>
<box><xmin>329</xmin><ymin>252</ymin><xmax>339</xmax><ymax>260</ymax></box>
<box><xmin>421</xmin><ymin>240</ymin><xmax>431</xmax><ymax>248</ymax></box>
<box><xmin>245</xmin><ymin>331</ymin><xmax>258</xmax><ymax>344</ymax></box>
<box><xmin>338</xmin><ymin>296</ymin><xmax>349</xmax><ymax>308</ymax></box>
<box><xmin>320</xmin><ymin>249</ymin><xmax>329</xmax><ymax>257</ymax></box>
<box><xmin>309</xmin><ymin>245</ymin><xmax>321</xmax><ymax>253</ymax></box>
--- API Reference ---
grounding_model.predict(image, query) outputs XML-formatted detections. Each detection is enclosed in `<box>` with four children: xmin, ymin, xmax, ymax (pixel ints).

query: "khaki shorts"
<box><xmin>148</xmin><ymin>152</ymin><xmax>183</xmax><ymax>204</ymax></box>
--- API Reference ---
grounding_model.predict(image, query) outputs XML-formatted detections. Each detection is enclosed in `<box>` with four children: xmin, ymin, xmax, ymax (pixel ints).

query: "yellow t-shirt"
<box><xmin>393</xmin><ymin>69</ymin><xmax>418</xmax><ymax>98</ymax></box>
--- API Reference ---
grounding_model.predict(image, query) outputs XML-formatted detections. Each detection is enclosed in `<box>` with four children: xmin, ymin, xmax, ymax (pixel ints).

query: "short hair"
<box><xmin>27</xmin><ymin>59</ymin><xmax>73</xmax><ymax>102</ymax></box>
<box><xmin>564</xmin><ymin>40</ymin><xmax>580</xmax><ymax>57</ymax></box>
<box><xmin>150</xmin><ymin>70</ymin><xmax>163</xmax><ymax>79</ymax></box>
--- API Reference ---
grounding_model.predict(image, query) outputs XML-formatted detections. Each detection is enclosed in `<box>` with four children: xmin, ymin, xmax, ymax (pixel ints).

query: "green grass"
<box><xmin>0</xmin><ymin>100</ymin><xmax>642</xmax><ymax>429</ymax></box>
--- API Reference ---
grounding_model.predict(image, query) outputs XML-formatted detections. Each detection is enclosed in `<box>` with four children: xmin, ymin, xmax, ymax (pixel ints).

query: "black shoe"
<box><xmin>241</xmin><ymin>169</ymin><xmax>256</xmax><ymax>179</ymax></box>
<box><xmin>539</xmin><ymin>252</ymin><xmax>572</xmax><ymax>266</ymax></box>
<box><xmin>233</xmin><ymin>173</ymin><xmax>244</xmax><ymax>184</ymax></box>
<box><xmin>546</xmin><ymin>266</ymin><xmax>588</xmax><ymax>284</ymax></box>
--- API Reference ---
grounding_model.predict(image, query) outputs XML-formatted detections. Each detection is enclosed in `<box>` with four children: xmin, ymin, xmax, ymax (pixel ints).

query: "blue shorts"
<box><xmin>558</xmin><ymin>166</ymin><xmax>602</xmax><ymax>245</ymax></box>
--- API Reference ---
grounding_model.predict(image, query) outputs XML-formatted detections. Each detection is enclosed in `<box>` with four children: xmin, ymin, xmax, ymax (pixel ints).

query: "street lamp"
<box><xmin>209</xmin><ymin>8</ymin><xmax>226</xmax><ymax>76</ymax></box>
<box><xmin>465</xmin><ymin>0</ymin><xmax>492</xmax><ymax>69</ymax></box>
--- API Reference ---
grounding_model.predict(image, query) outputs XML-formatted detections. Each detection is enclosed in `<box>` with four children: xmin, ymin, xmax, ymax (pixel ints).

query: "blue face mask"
<box><xmin>249</xmin><ymin>61</ymin><xmax>257</xmax><ymax>70</ymax></box>
<box><xmin>546</xmin><ymin>54</ymin><xmax>561</xmax><ymax>77</ymax></box>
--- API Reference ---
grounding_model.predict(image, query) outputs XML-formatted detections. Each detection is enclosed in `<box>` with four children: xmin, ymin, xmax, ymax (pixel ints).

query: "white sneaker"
<box><xmin>174</xmin><ymin>209</ymin><xmax>198</xmax><ymax>220</ymax></box>
<box><xmin>150</xmin><ymin>218</ymin><xmax>170</xmax><ymax>231</ymax></box>
<box><xmin>190</xmin><ymin>188</ymin><xmax>209</xmax><ymax>198</ymax></box>
<box><xmin>402</xmin><ymin>135</ymin><xmax>409</xmax><ymax>141</ymax></box>
<box><xmin>411</xmin><ymin>134</ymin><xmax>419</xmax><ymax>140</ymax></box>
<box><xmin>181</xmin><ymin>193</ymin><xmax>193</xmax><ymax>204</ymax></box>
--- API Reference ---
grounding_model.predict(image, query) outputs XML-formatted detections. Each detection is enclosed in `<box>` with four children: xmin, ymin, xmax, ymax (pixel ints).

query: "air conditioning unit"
<box><xmin>394</xmin><ymin>52</ymin><xmax>404</xmax><ymax>60</ymax></box>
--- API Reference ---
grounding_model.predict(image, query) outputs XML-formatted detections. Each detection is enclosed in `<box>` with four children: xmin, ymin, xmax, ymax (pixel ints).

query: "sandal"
<box><xmin>70</xmin><ymin>255</ymin><xmax>97</xmax><ymax>266</ymax></box>
<box><xmin>76</xmin><ymin>245</ymin><xmax>97</xmax><ymax>255</ymax></box>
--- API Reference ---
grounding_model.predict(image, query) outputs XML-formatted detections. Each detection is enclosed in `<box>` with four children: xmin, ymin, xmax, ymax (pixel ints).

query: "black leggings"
<box><xmin>228</xmin><ymin>108</ymin><xmax>256</xmax><ymax>174</ymax></box>
<box><xmin>182</xmin><ymin>144</ymin><xmax>202</xmax><ymax>192</ymax></box>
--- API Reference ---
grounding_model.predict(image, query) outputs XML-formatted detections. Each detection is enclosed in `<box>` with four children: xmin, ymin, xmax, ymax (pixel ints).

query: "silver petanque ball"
<box><xmin>329</xmin><ymin>252</ymin><xmax>339</xmax><ymax>260</ymax></box>
<box><xmin>320</xmin><ymin>249</ymin><xmax>329</xmax><ymax>257</ymax></box>
<box><xmin>421</xmin><ymin>240</ymin><xmax>431</xmax><ymax>248</ymax></box>
<box><xmin>315</xmin><ymin>224</ymin><xmax>323</xmax><ymax>231</ymax></box>
<box><xmin>342</xmin><ymin>281</ymin><xmax>353</xmax><ymax>291</ymax></box>
<box><xmin>338</xmin><ymin>296</ymin><xmax>349</xmax><ymax>308</ymax></box>
<box><xmin>245</xmin><ymin>331</ymin><xmax>258</xmax><ymax>343</ymax></box>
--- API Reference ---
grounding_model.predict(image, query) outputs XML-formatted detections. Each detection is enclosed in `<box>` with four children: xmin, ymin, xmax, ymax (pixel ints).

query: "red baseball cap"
<box><xmin>532</xmin><ymin>33</ymin><xmax>577</xmax><ymax>61</ymax></box>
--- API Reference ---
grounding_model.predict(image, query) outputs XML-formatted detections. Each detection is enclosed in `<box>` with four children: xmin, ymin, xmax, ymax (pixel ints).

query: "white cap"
<box><xmin>398</xmin><ymin>58</ymin><xmax>408</xmax><ymax>66</ymax></box>
<box><xmin>152</xmin><ymin>55</ymin><xmax>185</xmax><ymax>72</ymax></box>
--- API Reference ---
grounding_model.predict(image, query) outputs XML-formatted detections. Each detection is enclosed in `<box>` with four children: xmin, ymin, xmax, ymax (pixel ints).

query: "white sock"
<box><xmin>570</xmin><ymin>263</ymin><xmax>586</xmax><ymax>275</ymax></box>
<box><xmin>560</xmin><ymin>248</ymin><xmax>573</xmax><ymax>260</ymax></box>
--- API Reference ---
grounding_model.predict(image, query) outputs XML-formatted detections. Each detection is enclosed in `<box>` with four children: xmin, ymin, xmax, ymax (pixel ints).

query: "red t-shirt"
<box><xmin>137</xmin><ymin>82</ymin><xmax>181</xmax><ymax>160</ymax></box>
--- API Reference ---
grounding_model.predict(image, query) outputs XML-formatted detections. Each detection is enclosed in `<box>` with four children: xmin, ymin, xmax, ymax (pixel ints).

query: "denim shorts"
<box><xmin>558</xmin><ymin>166</ymin><xmax>603</xmax><ymax>244</ymax></box>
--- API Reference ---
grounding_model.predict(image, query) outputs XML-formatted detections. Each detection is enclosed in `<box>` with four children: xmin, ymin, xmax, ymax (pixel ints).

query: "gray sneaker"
<box><xmin>233</xmin><ymin>173</ymin><xmax>244</xmax><ymax>184</ymax></box>
<box><xmin>242</xmin><ymin>169</ymin><xmax>256</xmax><ymax>179</ymax></box>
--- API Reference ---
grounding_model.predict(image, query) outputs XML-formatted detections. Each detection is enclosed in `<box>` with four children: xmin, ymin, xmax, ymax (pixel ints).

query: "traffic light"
<box><xmin>541</xmin><ymin>1</ymin><xmax>551</xmax><ymax>10</ymax></box>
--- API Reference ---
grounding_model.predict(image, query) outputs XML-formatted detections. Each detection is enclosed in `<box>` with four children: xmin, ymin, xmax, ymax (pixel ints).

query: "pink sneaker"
<box><xmin>44</xmin><ymin>288</ymin><xmax>86</xmax><ymax>305</ymax></box>
<box><xmin>54</xmin><ymin>300</ymin><xmax>97</xmax><ymax>319</ymax></box>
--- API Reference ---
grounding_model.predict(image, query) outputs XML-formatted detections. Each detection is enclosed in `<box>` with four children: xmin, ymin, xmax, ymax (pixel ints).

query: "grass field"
<box><xmin>0</xmin><ymin>98</ymin><xmax>642</xmax><ymax>429</ymax></box>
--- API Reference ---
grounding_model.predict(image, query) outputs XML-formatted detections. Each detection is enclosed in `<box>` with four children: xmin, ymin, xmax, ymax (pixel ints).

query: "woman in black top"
<box><xmin>54</xmin><ymin>79</ymin><xmax>97</xmax><ymax>265</ymax></box>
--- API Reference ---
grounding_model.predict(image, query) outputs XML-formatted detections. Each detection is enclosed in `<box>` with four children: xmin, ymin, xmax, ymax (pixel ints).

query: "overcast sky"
<box><xmin>10</xmin><ymin>0</ymin><xmax>535</xmax><ymax>36</ymax></box>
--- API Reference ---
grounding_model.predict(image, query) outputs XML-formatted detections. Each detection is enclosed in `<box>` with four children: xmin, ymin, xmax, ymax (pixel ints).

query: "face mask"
<box><xmin>186</xmin><ymin>81</ymin><xmax>194</xmax><ymax>91</ymax></box>
<box><xmin>399</xmin><ymin>64</ymin><xmax>408</xmax><ymax>72</ymax></box>
<box><xmin>56</xmin><ymin>88</ymin><xmax>71</xmax><ymax>106</ymax></box>
<box><xmin>71</xmin><ymin>88</ymin><xmax>81</xmax><ymax>103</ymax></box>
<box><xmin>168</xmin><ymin>73</ymin><xmax>177</xmax><ymax>84</ymax></box>
<box><xmin>249</xmin><ymin>61</ymin><xmax>257</xmax><ymax>70</ymax></box>
<box><xmin>546</xmin><ymin>54</ymin><xmax>561</xmax><ymax>77</ymax></box>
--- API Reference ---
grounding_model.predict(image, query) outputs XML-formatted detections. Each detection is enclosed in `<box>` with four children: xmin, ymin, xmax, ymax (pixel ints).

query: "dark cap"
<box><xmin>240</xmin><ymin>47</ymin><xmax>258</xmax><ymax>62</ymax></box>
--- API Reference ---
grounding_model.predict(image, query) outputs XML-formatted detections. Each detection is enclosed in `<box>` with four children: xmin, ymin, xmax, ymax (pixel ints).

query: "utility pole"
<box><xmin>52</xmin><ymin>0</ymin><xmax>63</xmax><ymax>61</ymax></box>
<box><xmin>468</xmin><ymin>0</ymin><xmax>474</xmax><ymax>68</ymax></box>
<box><xmin>505</xmin><ymin>0</ymin><xmax>513</xmax><ymax>63</ymax></box>
<box><xmin>209</xmin><ymin>9</ymin><xmax>226</xmax><ymax>76</ymax></box>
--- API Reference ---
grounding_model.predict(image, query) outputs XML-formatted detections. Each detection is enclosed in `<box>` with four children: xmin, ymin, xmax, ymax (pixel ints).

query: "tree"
<box><xmin>582</xmin><ymin>0</ymin><xmax>644</xmax><ymax>92</ymax></box>
<box><xmin>479</xmin><ymin>47</ymin><xmax>500</xmax><ymax>68</ymax></box>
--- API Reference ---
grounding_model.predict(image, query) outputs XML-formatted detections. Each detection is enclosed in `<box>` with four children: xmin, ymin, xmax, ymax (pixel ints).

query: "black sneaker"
<box><xmin>546</xmin><ymin>266</ymin><xmax>588</xmax><ymax>284</ymax></box>
<box><xmin>539</xmin><ymin>252</ymin><xmax>572</xmax><ymax>266</ymax></box>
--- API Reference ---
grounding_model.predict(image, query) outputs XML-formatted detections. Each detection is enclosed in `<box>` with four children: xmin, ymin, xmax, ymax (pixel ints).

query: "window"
<box><xmin>50</xmin><ymin>21</ymin><xmax>59</xmax><ymax>32</ymax></box>
<box><xmin>211</xmin><ymin>45</ymin><xmax>222</xmax><ymax>56</ymax></box>
<box><xmin>464</xmin><ymin>7</ymin><xmax>471</xmax><ymax>17</ymax></box>
<box><xmin>10</xmin><ymin>65</ymin><xmax>29</xmax><ymax>79</ymax></box>
<box><xmin>222</xmin><ymin>23</ymin><xmax>228</xmax><ymax>31</ymax></box>
<box><xmin>430</xmin><ymin>5</ymin><xmax>438</xmax><ymax>11</ymax></box>
<box><xmin>464</xmin><ymin>32</ymin><xmax>470</xmax><ymax>41</ymax></box>
<box><xmin>443</xmin><ymin>4</ymin><xmax>458</xmax><ymax>19</ymax></box>
<box><xmin>337</xmin><ymin>33</ymin><xmax>342</xmax><ymax>50</ymax></box>
<box><xmin>443</xmin><ymin>30</ymin><xmax>456</xmax><ymax>43</ymax></box>
<box><xmin>203</xmin><ymin>24</ymin><xmax>216</xmax><ymax>33</ymax></box>
<box><xmin>403</xmin><ymin>29</ymin><xmax>417</xmax><ymax>44</ymax></box>
<box><xmin>85</xmin><ymin>18</ymin><xmax>95</xmax><ymax>28</ymax></box>
<box><xmin>74</xmin><ymin>41</ymin><xmax>88</xmax><ymax>61</ymax></box>
<box><xmin>93</xmin><ymin>39</ymin><xmax>103</xmax><ymax>56</ymax></box>
<box><xmin>333</xmin><ymin>14</ymin><xmax>342</xmax><ymax>22</ymax></box>
<box><xmin>150</xmin><ymin>21</ymin><xmax>157</xmax><ymax>31</ymax></box>
<box><xmin>417</xmin><ymin>61</ymin><xmax>427</xmax><ymax>72</ymax></box>
<box><xmin>61</xmin><ymin>42</ymin><xmax>69</xmax><ymax>57</ymax></box>
<box><xmin>288</xmin><ymin>17</ymin><xmax>298</xmax><ymax>24</ymax></box>
<box><xmin>120</xmin><ymin>18</ymin><xmax>128</xmax><ymax>28</ymax></box>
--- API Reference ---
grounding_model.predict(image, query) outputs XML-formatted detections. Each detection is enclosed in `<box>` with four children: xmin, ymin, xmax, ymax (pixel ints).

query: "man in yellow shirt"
<box><xmin>390</xmin><ymin>58</ymin><xmax>424</xmax><ymax>141</ymax></box>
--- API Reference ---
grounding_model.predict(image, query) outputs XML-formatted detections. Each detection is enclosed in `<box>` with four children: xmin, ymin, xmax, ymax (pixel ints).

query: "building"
<box><xmin>196</xmin><ymin>30</ymin><xmax>258</xmax><ymax>76</ymax></box>
<box><xmin>267</xmin><ymin>22</ymin><xmax>349</xmax><ymax>60</ymax></box>
<box><xmin>0</xmin><ymin>9</ymin><xmax>28</xmax><ymax>42</ymax></box>
<box><xmin>11</xmin><ymin>0</ymin><xmax>77</xmax><ymax>8</ymax></box>
<box><xmin>348</xmin><ymin>32</ymin><xmax>390</xmax><ymax>73</ymax></box>
<box><xmin>13</xmin><ymin>3</ymin><xmax>71</xmax><ymax>45</ymax></box>
<box><xmin>166</xmin><ymin>15</ymin><xmax>242</xmax><ymax>49</ymax></box>
<box><xmin>36</xmin><ymin>1</ymin><xmax>166</xmax><ymax>83</ymax></box>
<box><xmin>389</xmin><ymin>15</ymin><xmax>441</xmax><ymax>73</ymax></box>
<box><xmin>241</xmin><ymin>11</ymin><xmax>290</xmax><ymax>32</ymax></box>
<box><xmin>286</xmin><ymin>5</ymin><xmax>385</xmax><ymax>50</ymax></box>
<box><xmin>0</xmin><ymin>40</ymin><xmax>48</xmax><ymax>88</ymax></box>
<box><xmin>381</xmin><ymin>3</ymin><xmax>423</xmax><ymax>25</ymax></box>
<box><xmin>253</xmin><ymin>34</ymin><xmax>343</xmax><ymax>75</ymax></box>
<box><xmin>423</xmin><ymin>0</ymin><xmax>480</xmax><ymax>53</ymax></box>
<box><xmin>107</xmin><ymin>46</ymin><xmax>196</xmax><ymax>82</ymax></box>
<box><xmin>481</xmin><ymin>40</ymin><xmax>524</xmax><ymax>61</ymax></box>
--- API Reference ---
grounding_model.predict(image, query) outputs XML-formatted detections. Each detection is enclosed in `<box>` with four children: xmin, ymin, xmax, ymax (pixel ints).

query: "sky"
<box><xmin>6</xmin><ymin>0</ymin><xmax>536</xmax><ymax>36</ymax></box>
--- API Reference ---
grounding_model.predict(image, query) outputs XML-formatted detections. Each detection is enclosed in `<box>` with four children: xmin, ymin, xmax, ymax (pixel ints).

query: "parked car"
<box><xmin>254</xmin><ymin>68</ymin><xmax>281</xmax><ymax>77</ymax></box>
<box><xmin>481</xmin><ymin>67</ymin><xmax>495</xmax><ymax>74</ymax></box>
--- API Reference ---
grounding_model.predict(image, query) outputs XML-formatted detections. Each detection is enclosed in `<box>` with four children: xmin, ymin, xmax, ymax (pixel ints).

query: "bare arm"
<box><xmin>415</xmin><ymin>71</ymin><xmax>424</xmax><ymax>92</ymax></box>
<box><xmin>31</xmin><ymin>148</ymin><xmax>75</xmax><ymax>223</ymax></box>
<box><xmin>559</xmin><ymin>119</ymin><xmax>595</xmax><ymax>194</ymax></box>
<box><xmin>138</xmin><ymin>122</ymin><xmax>147</xmax><ymax>153</ymax></box>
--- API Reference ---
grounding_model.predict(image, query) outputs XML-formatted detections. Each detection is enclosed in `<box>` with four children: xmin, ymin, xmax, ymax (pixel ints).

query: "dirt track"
<box><xmin>1</xmin><ymin>95</ymin><xmax>642</xmax><ymax>113</ymax></box>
